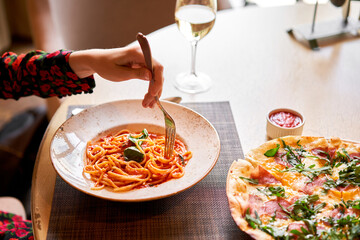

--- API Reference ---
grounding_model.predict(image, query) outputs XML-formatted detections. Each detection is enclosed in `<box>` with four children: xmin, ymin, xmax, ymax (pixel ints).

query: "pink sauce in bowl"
<box><xmin>266</xmin><ymin>108</ymin><xmax>305</xmax><ymax>139</ymax></box>
<box><xmin>269</xmin><ymin>111</ymin><xmax>302</xmax><ymax>128</ymax></box>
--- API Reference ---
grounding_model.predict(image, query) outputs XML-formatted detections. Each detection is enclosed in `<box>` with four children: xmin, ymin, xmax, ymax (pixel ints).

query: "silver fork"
<box><xmin>137</xmin><ymin>33</ymin><xmax>176</xmax><ymax>159</ymax></box>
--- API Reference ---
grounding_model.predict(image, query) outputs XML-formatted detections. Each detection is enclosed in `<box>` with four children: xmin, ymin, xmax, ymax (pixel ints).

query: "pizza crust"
<box><xmin>226</xmin><ymin>160</ymin><xmax>273</xmax><ymax>240</ymax></box>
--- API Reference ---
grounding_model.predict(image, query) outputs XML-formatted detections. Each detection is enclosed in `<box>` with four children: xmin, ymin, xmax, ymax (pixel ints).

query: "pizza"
<box><xmin>226</xmin><ymin>136</ymin><xmax>360</xmax><ymax>239</ymax></box>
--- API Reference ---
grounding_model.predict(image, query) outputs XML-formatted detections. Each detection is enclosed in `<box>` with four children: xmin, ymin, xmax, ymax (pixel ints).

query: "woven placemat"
<box><xmin>47</xmin><ymin>102</ymin><xmax>251</xmax><ymax>240</ymax></box>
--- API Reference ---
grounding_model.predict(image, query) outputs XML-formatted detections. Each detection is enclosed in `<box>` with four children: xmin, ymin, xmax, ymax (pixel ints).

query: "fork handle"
<box><xmin>137</xmin><ymin>33</ymin><xmax>162</xmax><ymax>108</ymax></box>
<box><xmin>137</xmin><ymin>33</ymin><xmax>154</xmax><ymax>76</ymax></box>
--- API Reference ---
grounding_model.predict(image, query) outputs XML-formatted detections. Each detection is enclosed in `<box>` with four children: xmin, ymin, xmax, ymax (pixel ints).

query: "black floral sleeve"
<box><xmin>0</xmin><ymin>50</ymin><xmax>96</xmax><ymax>100</ymax></box>
<box><xmin>0</xmin><ymin>211</ymin><xmax>33</xmax><ymax>239</ymax></box>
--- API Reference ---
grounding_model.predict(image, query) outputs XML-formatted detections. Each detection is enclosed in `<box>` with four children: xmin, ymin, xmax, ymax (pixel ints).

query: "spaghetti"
<box><xmin>83</xmin><ymin>129</ymin><xmax>192</xmax><ymax>191</ymax></box>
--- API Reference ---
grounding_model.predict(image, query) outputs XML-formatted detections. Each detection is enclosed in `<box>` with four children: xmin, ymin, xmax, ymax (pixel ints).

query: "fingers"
<box><xmin>102</xmin><ymin>46</ymin><xmax>164</xmax><ymax>109</ymax></box>
<box><xmin>117</xmin><ymin>45</ymin><xmax>164</xmax><ymax>99</ymax></box>
<box><xmin>147</xmin><ymin>60</ymin><xmax>164</xmax><ymax>97</ymax></box>
<box><xmin>141</xmin><ymin>58</ymin><xmax>164</xmax><ymax>108</ymax></box>
<box><xmin>142</xmin><ymin>93</ymin><xmax>157</xmax><ymax>108</ymax></box>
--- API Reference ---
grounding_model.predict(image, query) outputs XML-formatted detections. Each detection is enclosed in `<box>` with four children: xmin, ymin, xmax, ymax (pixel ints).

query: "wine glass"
<box><xmin>174</xmin><ymin>0</ymin><xmax>217</xmax><ymax>93</ymax></box>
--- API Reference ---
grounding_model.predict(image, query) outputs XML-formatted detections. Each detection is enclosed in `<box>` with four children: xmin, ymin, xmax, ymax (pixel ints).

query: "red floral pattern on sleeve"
<box><xmin>0</xmin><ymin>211</ymin><xmax>33</xmax><ymax>239</ymax></box>
<box><xmin>0</xmin><ymin>50</ymin><xmax>95</xmax><ymax>100</ymax></box>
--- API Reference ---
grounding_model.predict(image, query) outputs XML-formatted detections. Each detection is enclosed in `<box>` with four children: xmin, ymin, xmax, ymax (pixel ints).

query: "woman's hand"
<box><xmin>69</xmin><ymin>45</ymin><xmax>164</xmax><ymax>108</ymax></box>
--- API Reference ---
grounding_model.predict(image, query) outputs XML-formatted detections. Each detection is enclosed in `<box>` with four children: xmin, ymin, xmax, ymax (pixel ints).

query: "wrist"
<box><xmin>69</xmin><ymin>50</ymin><xmax>97</xmax><ymax>78</ymax></box>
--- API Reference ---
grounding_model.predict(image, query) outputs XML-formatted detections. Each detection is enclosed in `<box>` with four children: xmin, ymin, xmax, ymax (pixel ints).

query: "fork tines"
<box><xmin>165</xmin><ymin>126</ymin><xmax>176</xmax><ymax>159</ymax></box>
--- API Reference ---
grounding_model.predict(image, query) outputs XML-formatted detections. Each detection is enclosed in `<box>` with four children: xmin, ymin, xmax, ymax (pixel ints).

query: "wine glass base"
<box><xmin>174</xmin><ymin>72</ymin><xmax>212</xmax><ymax>94</ymax></box>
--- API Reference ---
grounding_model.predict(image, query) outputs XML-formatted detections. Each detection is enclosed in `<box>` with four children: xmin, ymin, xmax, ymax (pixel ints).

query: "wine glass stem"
<box><xmin>190</xmin><ymin>40</ymin><xmax>198</xmax><ymax>77</ymax></box>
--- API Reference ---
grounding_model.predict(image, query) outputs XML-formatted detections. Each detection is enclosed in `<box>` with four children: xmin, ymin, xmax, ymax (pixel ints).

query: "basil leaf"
<box><xmin>351</xmin><ymin>202</ymin><xmax>360</xmax><ymax>210</ymax></box>
<box><xmin>239</xmin><ymin>176</ymin><xmax>259</xmax><ymax>185</ymax></box>
<box><xmin>318</xmin><ymin>150</ymin><xmax>331</xmax><ymax>160</ymax></box>
<box><xmin>323</xmin><ymin>178</ymin><xmax>347</xmax><ymax>193</ymax></box>
<box><xmin>179</xmin><ymin>153</ymin><xmax>185</xmax><ymax>166</ymax></box>
<box><xmin>322</xmin><ymin>214</ymin><xmax>360</xmax><ymax>239</ymax></box>
<box><xmin>338</xmin><ymin>159</ymin><xmax>360</xmax><ymax>186</ymax></box>
<box><xmin>123</xmin><ymin>146</ymin><xmax>144</xmax><ymax>162</ymax></box>
<box><xmin>289</xmin><ymin>229</ymin><xmax>302</xmax><ymax>235</ymax></box>
<box><xmin>264</xmin><ymin>144</ymin><xmax>280</xmax><ymax>157</ymax></box>
<box><xmin>257</xmin><ymin>186</ymin><xmax>286</xmax><ymax>198</ymax></box>
<box><xmin>245</xmin><ymin>209</ymin><xmax>261</xmax><ymax>229</ymax></box>
<box><xmin>281</xmin><ymin>139</ymin><xmax>302</xmax><ymax>166</ymax></box>
<box><xmin>128</xmin><ymin>129</ymin><xmax>149</xmax><ymax>146</ymax></box>
<box><xmin>280</xmin><ymin>195</ymin><xmax>325</xmax><ymax>221</ymax></box>
<box><xmin>245</xmin><ymin>209</ymin><xmax>289</xmax><ymax>239</ymax></box>
<box><xmin>277</xmin><ymin>164</ymin><xmax>332</xmax><ymax>182</ymax></box>
<box><xmin>340</xmin><ymin>199</ymin><xmax>360</xmax><ymax>210</ymax></box>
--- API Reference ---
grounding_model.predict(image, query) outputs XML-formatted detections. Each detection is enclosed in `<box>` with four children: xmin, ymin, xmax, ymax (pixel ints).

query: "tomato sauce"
<box><xmin>269</xmin><ymin>111</ymin><xmax>302</xmax><ymax>128</ymax></box>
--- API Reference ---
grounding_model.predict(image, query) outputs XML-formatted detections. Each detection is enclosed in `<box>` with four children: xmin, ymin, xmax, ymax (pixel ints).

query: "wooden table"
<box><xmin>31</xmin><ymin>3</ymin><xmax>360</xmax><ymax>239</ymax></box>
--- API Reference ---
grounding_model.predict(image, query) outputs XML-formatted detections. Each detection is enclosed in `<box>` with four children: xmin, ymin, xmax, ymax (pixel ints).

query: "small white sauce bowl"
<box><xmin>266</xmin><ymin>108</ymin><xmax>305</xmax><ymax>139</ymax></box>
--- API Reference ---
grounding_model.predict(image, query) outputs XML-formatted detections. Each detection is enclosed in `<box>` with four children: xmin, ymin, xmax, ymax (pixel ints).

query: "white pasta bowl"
<box><xmin>50</xmin><ymin>99</ymin><xmax>220</xmax><ymax>202</ymax></box>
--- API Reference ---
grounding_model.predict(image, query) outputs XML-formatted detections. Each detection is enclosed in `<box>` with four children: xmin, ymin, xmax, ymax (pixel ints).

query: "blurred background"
<box><xmin>0</xmin><ymin>0</ymin><xmax>329</xmax><ymax>219</ymax></box>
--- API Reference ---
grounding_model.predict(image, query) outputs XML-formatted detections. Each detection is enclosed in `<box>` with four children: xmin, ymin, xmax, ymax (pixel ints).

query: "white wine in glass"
<box><xmin>174</xmin><ymin>0</ymin><xmax>217</xmax><ymax>93</ymax></box>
